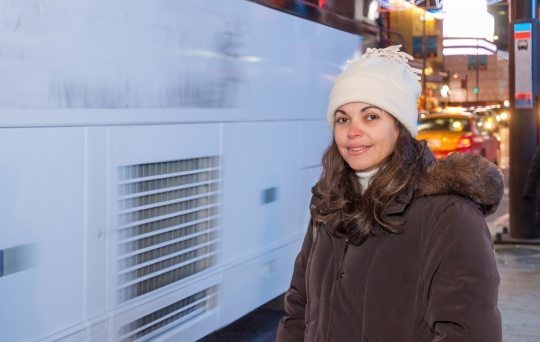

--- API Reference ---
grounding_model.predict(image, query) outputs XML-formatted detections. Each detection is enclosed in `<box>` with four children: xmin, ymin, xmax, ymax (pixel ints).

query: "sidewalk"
<box><xmin>485</xmin><ymin>176</ymin><xmax>540</xmax><ymax>341</ymax></box>
<box><xmin>496</xmin><ymin>244</ymin><xmax>540</xmax><ymax>341</ymax></box>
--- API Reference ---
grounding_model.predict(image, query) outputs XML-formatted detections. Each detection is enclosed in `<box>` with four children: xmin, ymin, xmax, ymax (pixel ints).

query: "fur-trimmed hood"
<box><xmin>415</xmin><ymin>151</ymin><xmax>504</xmax><ymax>216</ymax></box>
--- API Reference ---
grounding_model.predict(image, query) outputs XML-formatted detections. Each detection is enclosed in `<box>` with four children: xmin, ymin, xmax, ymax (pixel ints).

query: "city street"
<box><xmin>201</xmin><ymin>127</ymin><xmax>540</xmax><ymax>342</ymax></box>
<box><xmin>3</xmin><ymin>1</ymin><xmax>539</xmax><ymax>341</ymax></box>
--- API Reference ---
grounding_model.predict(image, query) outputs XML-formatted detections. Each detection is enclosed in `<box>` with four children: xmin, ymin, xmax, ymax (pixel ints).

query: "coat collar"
<box><xmin>386</xmin><ymin>149</ymin><xmax>504</xmax><ymax>217</ymax></box>
<box><xmin>384</xmin><ymin>149</ymin><xmax>435</xmax><ymax>215</ymax></box>
<box><xmin>415</xmin><ymin>150</ymin><xmax>504</xmax><ymax>216</ymax></box>
<box><xmin>385</xmin><ymin>188</ymin><xmax>414</xmax><ymax>215</ymax></box>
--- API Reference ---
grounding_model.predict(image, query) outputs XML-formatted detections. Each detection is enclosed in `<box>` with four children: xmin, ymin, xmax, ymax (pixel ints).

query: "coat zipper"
<box><xmin>337</xmin><ymin>236</ymin><xmax>350</xmax><ymax>279</ymax></box>
<box><xmin>326</xmin><ymin>236</ymin><xmax>350</xmax><ymax>342</ymax></box>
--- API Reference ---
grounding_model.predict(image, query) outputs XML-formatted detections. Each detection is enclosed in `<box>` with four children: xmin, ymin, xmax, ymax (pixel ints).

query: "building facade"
<box><xmin>446</xmin><ymin>52</ymin><xmax>509</xmax><ymax>105</ymax></box>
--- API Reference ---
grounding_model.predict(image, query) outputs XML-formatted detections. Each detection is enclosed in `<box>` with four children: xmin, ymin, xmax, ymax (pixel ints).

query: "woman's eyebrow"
<box><xmin>334</xmin><ymin>109</ymin><xmax>347</xmax><ymax>116</ymax></box>
<box><xmin>360</xmin><ymin>105</ymin><xmax>381</xmax><ymax>113</ymax></box>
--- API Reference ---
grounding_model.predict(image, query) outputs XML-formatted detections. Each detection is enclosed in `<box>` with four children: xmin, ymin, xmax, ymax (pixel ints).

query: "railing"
<box><xmin>380</xmin><ymin>27</ymin><xmax>406</xmax><ymax>51</ymax></box>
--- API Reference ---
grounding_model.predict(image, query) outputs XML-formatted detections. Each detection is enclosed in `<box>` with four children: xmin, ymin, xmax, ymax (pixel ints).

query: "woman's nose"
<box><xmin>347</xmin><ymin>122</ymin><xmax>363</xmax><ymax>138</ymax></box>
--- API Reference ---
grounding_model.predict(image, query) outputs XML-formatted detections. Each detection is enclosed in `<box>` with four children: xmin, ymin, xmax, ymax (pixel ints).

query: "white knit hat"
<box><xmin>327</xmin><ymin>45</ymin><xmax>423</xmax><ymax>137</ymax></box>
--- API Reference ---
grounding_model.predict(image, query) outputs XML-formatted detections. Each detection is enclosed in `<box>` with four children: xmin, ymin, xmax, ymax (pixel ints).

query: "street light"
<box><xmin>440</xmin><ymin>84</ymin><xmax>450</xmax><ymax>106</ymax></box>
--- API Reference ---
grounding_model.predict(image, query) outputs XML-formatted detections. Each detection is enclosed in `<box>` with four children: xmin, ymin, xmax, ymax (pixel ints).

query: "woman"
<box><xmin>277</xmin><ymin>46</ymin><xmax>503</xmax><ymax>341</ymax></box>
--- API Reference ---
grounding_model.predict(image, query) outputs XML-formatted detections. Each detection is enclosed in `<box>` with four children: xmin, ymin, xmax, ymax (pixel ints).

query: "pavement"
<box><xmin>486</xmin><ymin>167</ymin><xmax>540</xmax><ymax>341</ymax></box>
<box><xmin>197</xmin><ymin>296</ymin><xmax>285</xmax><ymax>342</ymax></box>
<box><xmin>496</xmin><ymin>244</ymin><xmax>540</xmax><ymax>341</ymax></box>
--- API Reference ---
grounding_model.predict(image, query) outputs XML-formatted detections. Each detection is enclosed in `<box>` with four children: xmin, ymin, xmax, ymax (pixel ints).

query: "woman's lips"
<box><xmin>347</xmin><ymin>146</ymin><xmax>370</xmax><ymax>155</ymax></box>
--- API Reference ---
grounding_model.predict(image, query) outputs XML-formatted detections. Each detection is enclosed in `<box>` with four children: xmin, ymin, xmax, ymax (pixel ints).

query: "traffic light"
<box><xmin>474</xmin><ymin>87</ymin><xmax>479</xmax><ymax>93</ymax></box>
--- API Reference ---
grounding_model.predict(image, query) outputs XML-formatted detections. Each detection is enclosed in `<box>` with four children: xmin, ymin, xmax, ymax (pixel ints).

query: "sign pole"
<box><xmin>504</xmin><ymin>0</ymin><xmax>540</xmax><ymax>241</ymax></box>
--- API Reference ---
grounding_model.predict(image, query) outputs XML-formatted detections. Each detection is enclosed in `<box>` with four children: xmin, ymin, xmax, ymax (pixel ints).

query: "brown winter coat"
<box><xmin>277</xmin><ymin>152</ymin><xmax>504</xmax><ymax>342</ymax></box>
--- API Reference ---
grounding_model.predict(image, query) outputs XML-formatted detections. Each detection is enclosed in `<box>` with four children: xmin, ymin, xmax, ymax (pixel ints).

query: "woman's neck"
<box><xmin>356</xmin><ymin>168</ymin><xmax>378</xmax><ymax>192</ymax></box>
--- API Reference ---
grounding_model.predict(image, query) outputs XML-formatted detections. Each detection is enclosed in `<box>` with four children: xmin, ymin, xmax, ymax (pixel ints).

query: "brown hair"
<box><xmin>311</xmin><ymin>118</ymin><xmax>427</xmax><ymax>245</ymax></box>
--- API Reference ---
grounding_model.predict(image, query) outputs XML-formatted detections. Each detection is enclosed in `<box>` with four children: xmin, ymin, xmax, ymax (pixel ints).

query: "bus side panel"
<box><xmin>220</xmin><ymin>122</ymin><xmax>301</xmax><ymax>263</ymax></box>
<box><xmin>0</xmin><ymin>0</ymin><xmax>362</xmax><ymax>340</ymax></box>
<box><xmin>0</xmin><ymin>128</ymin><xmax>85</xmax><ymax>341</ymax></box>
<box><xmin>84</xmin><ymin>127</ymin><xmax>108</xmax><ymax>321</ymax></box>
<box><xmin>240</xmin><ymin>0</ymin><xmax>361</xmax><ymax>122</ymax></box>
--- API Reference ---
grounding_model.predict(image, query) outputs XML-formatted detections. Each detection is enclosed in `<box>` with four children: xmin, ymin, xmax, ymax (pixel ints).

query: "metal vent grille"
<box><xmin>118</xmin><ymin>286</ymin><xmax>218</xmax><ymax>342</ymax></box>
<box><xmin>117</xmin><ymin>157</ymin><xmax>220</xmax><ymax>303</ymax></box>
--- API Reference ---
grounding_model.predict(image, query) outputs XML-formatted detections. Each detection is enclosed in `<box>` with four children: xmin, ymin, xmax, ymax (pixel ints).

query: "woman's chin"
<box><xmin>348</xmin><ymin>161</ymin><xmax>378</xmax><ymax>172</ymax></box>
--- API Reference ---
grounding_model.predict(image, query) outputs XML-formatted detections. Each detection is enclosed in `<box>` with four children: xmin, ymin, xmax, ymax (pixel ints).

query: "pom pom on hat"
<box><xmin>327</xmin><ymin>45</ymin><xmax>422</xmax><ymax>137</ymax></box>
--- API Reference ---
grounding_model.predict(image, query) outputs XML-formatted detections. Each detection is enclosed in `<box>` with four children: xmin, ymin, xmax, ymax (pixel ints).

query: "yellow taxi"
<box><xmin>417</xmin><ymin>113</ymin><xmax>500</xmax><ymax>163</ymax></box>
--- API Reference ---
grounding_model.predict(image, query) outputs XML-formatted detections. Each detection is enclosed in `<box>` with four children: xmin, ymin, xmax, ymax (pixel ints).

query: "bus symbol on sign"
<box><xmin>518</xmin><ymin>40</ymin><xmax>528</xmax><ymax>51</ymax></box>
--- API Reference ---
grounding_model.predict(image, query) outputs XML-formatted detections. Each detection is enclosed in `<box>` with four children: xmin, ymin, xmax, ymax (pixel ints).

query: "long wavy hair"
<box><xmin>311</xmin><ymin>118</ymin><xmax>427</xmax><ymax>245</ymax></box>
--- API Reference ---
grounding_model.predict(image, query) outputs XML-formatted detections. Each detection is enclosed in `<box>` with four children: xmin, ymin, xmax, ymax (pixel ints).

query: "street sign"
<box><xmin>514</xmin><ymin>23</ymin><xmax>533</xmax><ymax>108</ymax></box>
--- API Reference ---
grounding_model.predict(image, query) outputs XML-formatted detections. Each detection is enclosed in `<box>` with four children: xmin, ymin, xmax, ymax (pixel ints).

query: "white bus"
<box><xmin>0</xmin><ymin>1</ymin><xmax>377</xmax><ymax>341</ymax></box>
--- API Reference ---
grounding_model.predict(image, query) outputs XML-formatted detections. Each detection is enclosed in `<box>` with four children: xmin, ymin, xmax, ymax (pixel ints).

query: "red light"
<box><xmin>456</xmin><ymin>136</ymin><xmax>472</xmax><ymax>149</ymax></box>
<box><xmin>319</xmin><ymin>0</ymin><xmax>325</xmax><ymax>7</ymax></box>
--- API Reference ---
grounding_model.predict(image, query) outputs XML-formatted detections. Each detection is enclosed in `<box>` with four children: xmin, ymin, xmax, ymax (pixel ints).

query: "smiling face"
<box><xmin>334</xmin><ymin>102</ymin><xmax>399</xmax><ymax>172</ymax></box>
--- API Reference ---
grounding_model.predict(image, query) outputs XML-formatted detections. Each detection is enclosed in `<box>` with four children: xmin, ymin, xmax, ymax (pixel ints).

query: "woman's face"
<box><xmin>334</xmin><ymin>102</ymin><xmax>399</xmax><ymax>172</ymax></box>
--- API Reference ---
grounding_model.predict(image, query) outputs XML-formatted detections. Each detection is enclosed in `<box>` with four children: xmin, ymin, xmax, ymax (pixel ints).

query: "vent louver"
<box><xmin>117</xmin><ymin>158</ymin><xmax>220</xmax><ymax>303</ymax></box>
<box><xmin>118</xmin><ymin>286</ymin><xmax>218</xmax><ymax>342</ymax></box>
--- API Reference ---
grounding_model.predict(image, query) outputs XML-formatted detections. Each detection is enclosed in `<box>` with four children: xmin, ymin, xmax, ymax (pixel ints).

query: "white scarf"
<box><xmin>355</xmin><ymin>168</ymin><xmax>378</xmax><ymax>193</ymax></box>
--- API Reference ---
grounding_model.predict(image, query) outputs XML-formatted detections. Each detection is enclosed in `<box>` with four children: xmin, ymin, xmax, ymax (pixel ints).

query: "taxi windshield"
<box><xmin>418</xmin><ymin>118</ymin><xmax>471</xmax><ymax>132</ymax></box>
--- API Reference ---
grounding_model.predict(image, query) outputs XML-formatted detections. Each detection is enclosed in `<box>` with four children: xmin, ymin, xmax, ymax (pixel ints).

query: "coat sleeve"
<box><xmin>422</xmin><ymin>201</ymin><xmax>502</xmax><ymax>342</ymax></box>
<box><xmin>524</xmin><ymin>145</ymin><xmax>540</xmax><ymax>198</ymax></box>
<box><xmin>276</xmin><ymin>218</ymin><xmax>315</xmax><ymax>342</ymax></box>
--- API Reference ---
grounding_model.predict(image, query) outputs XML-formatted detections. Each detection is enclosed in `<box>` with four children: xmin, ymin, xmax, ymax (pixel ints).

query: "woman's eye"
<box><xmin>366</xmin><ymin>114</ymin><xmax>378</xmax><ymax>121</ymax></box>
<box><xmin>336</xmin><ymin>117</ymin><xmax>347</xmax><ymax>123</ymax></box>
